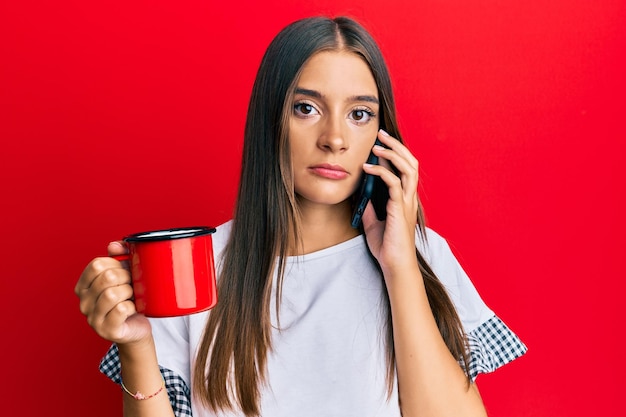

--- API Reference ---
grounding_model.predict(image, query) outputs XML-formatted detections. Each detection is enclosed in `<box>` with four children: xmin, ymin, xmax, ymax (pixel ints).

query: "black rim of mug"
<box><xmin>124</xmin><ymin>226</ymin><xmax>216</xmax><ymax>242</ymax></box>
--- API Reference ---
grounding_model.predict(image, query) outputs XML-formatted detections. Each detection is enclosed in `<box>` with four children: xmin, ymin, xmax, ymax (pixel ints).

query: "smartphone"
<box><xmin>351</xmin><ymin>138</ymin><xmax>390</xmax><ymax>228</ymax></box>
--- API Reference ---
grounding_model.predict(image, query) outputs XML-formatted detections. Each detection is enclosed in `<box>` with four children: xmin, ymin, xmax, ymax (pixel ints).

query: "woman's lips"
<box><xmin>309</xmin><ymin>163</ymin><xmax>349</xmax><ymax>180</ymax></box>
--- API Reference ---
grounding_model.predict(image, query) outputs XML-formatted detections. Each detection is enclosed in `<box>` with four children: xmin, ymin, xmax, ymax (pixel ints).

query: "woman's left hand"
<box><xmin>361</xmin><ymin>129</ymin><xmax>419</xmax><ymax>276</ymax></box>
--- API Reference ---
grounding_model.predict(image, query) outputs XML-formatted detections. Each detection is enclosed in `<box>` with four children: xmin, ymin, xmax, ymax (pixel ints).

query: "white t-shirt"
<box><xmin>102</xmin><ymin>220</ymin><xmax>527</xmax><ymax>416</ymax></box>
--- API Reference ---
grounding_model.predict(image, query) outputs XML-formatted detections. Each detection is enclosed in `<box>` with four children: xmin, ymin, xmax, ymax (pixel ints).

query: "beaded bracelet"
<box><xmin>121</xmin><ymin>378</ymin><xmax>165</xmax><ymax>400</ymax></box>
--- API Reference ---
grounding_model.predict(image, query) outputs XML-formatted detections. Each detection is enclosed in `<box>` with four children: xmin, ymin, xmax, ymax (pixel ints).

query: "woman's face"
<box><xmin>289</xmin><ymin>50</ymin><xmax>380</xmax><ymax>210</ymax></box>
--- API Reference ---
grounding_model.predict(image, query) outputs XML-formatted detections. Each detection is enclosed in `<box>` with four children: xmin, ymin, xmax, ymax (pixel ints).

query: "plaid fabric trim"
<box><xmin>99</xmin><ymin>344</ymin><xmax>193</xmax><ymax>417</ymax></box>
<box><xmin>466</xmin><ymin>315</ymin><xmax>528</xmax><ymax>381</ymax></box>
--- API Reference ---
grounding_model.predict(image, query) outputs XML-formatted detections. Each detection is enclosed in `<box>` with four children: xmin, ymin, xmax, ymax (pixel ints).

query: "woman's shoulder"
<box><xmin>415</xmin><ymin>226</ymin><xmax>452</xmax><ymax>264</ymax></box>
<box><xmin>212</xmin><ymin>220</ymin><xmax>233</xmax><ymax>257</ymax></box>
<box><xmin>415</xmin><ymin>226</ymin><xmax>471</xmax><ymax>289</ymax></box>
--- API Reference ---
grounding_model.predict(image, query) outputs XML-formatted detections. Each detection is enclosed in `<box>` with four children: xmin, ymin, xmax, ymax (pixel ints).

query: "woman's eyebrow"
<box><xmin>350</xmin><ymin>95</ymin><xmax>379</xmax><ymax>105</ymax></box>
<box><xmin>294</xmin><ymin>88</ymin><xmax>379</xmax><ymax>105</ymax></box>
<box><xmin>295</xmin><ymin>88</ymin><xmax>322</xmax><ymax>98</ymax></box>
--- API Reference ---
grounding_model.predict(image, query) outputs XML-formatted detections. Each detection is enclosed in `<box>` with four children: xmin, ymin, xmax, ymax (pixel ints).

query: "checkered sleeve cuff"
<box><xmin>466</xmin><ymin>315</ymin><xmax>527</xmax><ymax>381</ymax></box>
<box><xmin>99</xmin><ymin>344</ymin><xmax>193</xmax><ymax>417</ymax></box>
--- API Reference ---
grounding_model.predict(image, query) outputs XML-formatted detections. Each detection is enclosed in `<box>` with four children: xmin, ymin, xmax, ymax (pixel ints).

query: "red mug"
<box><xmin>114</xmin><ymin>226</ymin><xmax>217</xmax><ymax>317</ymax></box>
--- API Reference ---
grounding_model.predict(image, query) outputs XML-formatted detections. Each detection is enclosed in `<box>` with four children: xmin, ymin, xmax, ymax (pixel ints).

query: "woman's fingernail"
<box><xmin>373</xmin><ymin>145</ymin><xmax>386</xmax><ymax>151</ymax></box>
<box><xmin>379</xmin><ymin>129</ymin><xmax>390</xmax><ymax>136</ymax></box>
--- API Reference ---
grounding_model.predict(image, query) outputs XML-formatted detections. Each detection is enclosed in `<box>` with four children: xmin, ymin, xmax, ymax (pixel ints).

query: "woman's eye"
<box><xmin>294</xmin><ymin>103</ymin><xmax>318</xmax><ymax>116</ymax></box>
<box><xmin>350</xmin><ymin>109</ymin><xmax>374</xmax><ymax>123</ymax></box>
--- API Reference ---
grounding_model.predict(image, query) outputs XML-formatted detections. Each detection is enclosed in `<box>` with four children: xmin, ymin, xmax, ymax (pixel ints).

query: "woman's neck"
<box><xmin>289</xmin><ymin>200</ymin><xmax>360</xmax><ymax>256</ymax></box>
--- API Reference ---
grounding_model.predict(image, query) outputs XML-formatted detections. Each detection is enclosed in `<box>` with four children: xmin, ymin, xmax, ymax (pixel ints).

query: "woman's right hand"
<box><xmin>75</xmin><ymin>242</ymin><xmax>152</xmax><ymax>345</ymax></box>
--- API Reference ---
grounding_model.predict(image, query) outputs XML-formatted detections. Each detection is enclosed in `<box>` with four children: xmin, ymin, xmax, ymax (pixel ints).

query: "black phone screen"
<box><xmin>350</xmin><ymin>139</ymin><xmax>390</xmax><ymax>228</ymax></box>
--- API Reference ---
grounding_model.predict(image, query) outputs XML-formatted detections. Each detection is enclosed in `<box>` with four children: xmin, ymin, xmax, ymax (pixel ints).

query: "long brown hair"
<box><xmin>193</xmin><ymin>16</ymin><xmax>470</xmax><ymax>416</ymax></box>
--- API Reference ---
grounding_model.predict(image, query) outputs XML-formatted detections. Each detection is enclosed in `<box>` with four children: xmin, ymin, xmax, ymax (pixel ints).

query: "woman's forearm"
<box><xmin>118</xmin><ymin>338</ymin><xmax>175</xmax><ymax>417</ymax></box>
<box><xmin>385</xmin><ymin>263</ymin><xmax>486</xmax><ymax>417</ymax></box>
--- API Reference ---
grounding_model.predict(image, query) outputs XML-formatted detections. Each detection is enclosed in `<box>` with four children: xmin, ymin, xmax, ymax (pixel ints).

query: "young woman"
<box><xmin>76</xmin><ymin>16</ymin><xmax>526</xmax><ymax>417</ymax></box>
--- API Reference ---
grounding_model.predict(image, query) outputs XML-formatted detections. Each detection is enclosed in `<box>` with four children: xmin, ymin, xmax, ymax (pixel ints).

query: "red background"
<box><xmin>1</xmin><ymin>1</ymin><xmax>624</xmax><ymax>415</ymax></box>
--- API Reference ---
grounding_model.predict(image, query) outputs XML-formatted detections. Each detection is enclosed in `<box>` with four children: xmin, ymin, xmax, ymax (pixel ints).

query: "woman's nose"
<box><xmin>317</xmin><ymin>115</ymin><xmax>348</xmax><ymax>152</ymax></box>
